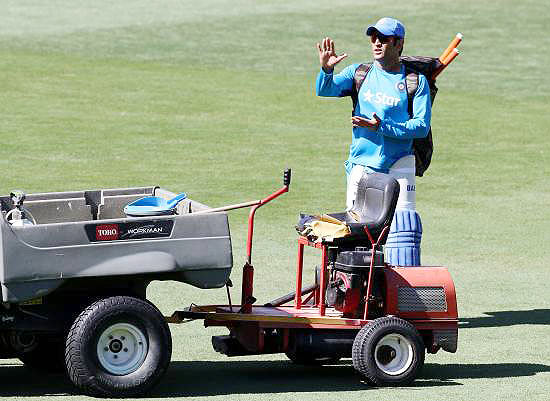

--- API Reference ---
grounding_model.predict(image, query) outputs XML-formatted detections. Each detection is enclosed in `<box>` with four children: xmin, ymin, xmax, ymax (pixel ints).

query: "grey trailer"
<box><xmin>0</xmin><ymin>186</ymin><xmax>232</xmax><ymax>397</ymax></box>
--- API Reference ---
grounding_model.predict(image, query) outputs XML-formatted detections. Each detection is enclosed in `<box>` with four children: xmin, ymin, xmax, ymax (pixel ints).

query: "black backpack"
<box><xmin>350</xmin><ymin>56</ymin><xmax>442</xmax><ymax>177</ymax></box>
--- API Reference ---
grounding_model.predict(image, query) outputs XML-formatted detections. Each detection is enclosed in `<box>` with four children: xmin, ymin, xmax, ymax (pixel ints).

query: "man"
<box><xmin>316</xmin><ymin>17</ymin><xmax>431</xmax><ymax>211</ymax></box>
<box><xmin>316</xmin><ymin>17</ymin><xmax>431</xmax><ymax>266</ymax></box>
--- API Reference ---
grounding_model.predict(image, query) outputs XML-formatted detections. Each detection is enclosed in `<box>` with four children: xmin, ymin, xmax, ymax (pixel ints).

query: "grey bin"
<box><xmin>0</xmin><ymin>186</ymin><xmax>232</xmax><ymax>303</ymax></box>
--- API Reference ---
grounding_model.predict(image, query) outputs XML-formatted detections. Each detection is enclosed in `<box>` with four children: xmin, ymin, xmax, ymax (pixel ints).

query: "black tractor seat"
<box><xmin>319</xmin><ymin>172</ymin><xmax>400</xmax><ymax>247</ymax></box>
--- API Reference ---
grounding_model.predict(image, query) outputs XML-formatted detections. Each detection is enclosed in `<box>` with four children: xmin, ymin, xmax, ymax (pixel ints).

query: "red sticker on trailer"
<box><xmin>95</xmin><ymin>224</ymin><xmax>120</xmax><ymax>241</ymax></box>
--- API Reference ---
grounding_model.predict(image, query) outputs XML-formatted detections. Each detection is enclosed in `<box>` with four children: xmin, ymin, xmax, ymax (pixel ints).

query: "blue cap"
<box><xmin>366</xmin><ymin>17</ymin><xmax>405</xmax><ymax>39</ymax></box>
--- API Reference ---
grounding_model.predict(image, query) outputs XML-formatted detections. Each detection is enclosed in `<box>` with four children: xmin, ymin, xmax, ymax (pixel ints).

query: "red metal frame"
<box><xmin>245</xmin><ymin>186</ymin><xmax>289</xmax><ymax>264</ymax></box>
<box><xmin>295</xmin><ymin>237</ymin><xmax>328</xmax><ymax>314</ymax></box>
<box><xmin>240</xmin><ymin>184</ymin><xmax>289</xmax><ymax>313</ymax></box>
<box><xmin>362</xmin><ymin>225</ymin><xmax>390</xmax><ymax>320</ymax></box>
<box><xmin>294</xmin><ymin>225</ymin><xmax>390</xmax><ymax>319</ymax></box>
<box><xmin>187</xmin><ymin>259</ymin><xmax>458</xmax><ymax>355</ymax></box>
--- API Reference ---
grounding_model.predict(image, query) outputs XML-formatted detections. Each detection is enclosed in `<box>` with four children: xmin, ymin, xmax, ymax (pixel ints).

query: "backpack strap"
<box><xmin>351</xmin><ymin>63</ymin><xmax>372</xmax><ymax>113</ymax></box>
<box><xmin>404</xmin><ymin>68</ymin><xmax>419</xmax><ymax>117</ymax></box>
<box><xmin>404</xmin><ymin>67</ymin><xmax>433</xmax><ymax>177</ymax></box>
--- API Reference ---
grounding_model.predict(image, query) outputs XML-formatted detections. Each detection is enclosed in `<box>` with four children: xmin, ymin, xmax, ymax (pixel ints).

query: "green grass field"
<box><xmin>1</xmin><ymin>1</ymin><xmax>549</xmax><ymax>400</ymax></box>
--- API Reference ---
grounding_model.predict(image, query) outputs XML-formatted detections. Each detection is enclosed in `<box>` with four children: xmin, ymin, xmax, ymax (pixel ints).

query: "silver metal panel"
<box><xmin>398</xmin><ymin>286</ymin><xmax>447</xmax><ymax>312</ymax></box>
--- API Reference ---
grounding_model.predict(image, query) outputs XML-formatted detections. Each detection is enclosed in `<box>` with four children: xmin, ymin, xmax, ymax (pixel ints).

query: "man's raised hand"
<box><xmin>317</xmin><ymin>37</ymin><xmax>347</xmax><ymax>72</ymax></box>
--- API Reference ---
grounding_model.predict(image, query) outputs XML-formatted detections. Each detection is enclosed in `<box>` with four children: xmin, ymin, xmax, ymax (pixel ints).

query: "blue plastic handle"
<box><xmin>166</xmin><ymin>193</ymin><xmax>187</xmax><ymax>209</ymax></box>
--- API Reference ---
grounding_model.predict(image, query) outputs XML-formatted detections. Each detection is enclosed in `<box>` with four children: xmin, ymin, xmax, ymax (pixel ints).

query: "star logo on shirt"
<box><xmin>363</xmin><ymin>89</ymin><xmax>374</xmax><ymax>102</ymax></box>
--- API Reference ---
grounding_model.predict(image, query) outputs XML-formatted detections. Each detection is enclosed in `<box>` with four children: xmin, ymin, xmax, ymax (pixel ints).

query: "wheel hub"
<box><xmin>376</xmin><ymin>345</ymin><xmax>397</xmax><ymax>365</ymax></box>
<box><xmin>109</xmin><ymin>339</ymin><xmax>123</xmax><ymax>353</ymax></box>
<box><xmin>97</xmin><ymin>323</ymin><xmax>148</xmax><ymax>375</ymax></box>
<box><xmin>374</xmin><ymin>333</ymin><xmax>413</xmax><ymax>376</ymax></box>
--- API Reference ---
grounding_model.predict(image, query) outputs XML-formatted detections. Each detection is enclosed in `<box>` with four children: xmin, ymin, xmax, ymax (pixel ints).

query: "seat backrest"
<box><xmin>351</xmin><ymin>172</ymin><xmax>400</xmax><ymax>230</ymax></box>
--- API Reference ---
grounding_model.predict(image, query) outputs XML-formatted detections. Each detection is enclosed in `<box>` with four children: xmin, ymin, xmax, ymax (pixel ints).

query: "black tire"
<box><xmin>65</xmin><ymin>296</ymin><xmax>172</xmax><ymax>398</ymax></box>
<box><xmin>19</xmin><ymin>336</ymin><xmax>65</xmax><ymax>372</ymax></box>
<box><xmin>352</xmin><ymin>316</ymin><xmax>424</xmax><ymax>386</ymax></box>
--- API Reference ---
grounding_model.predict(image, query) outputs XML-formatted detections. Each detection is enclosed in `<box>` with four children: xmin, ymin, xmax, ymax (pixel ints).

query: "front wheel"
<box><xmin>65</xmin><ymin>296</ymin><xmax>172</xmax><ymax>397</ymax></box>
<box><xmin>352</xmin><ymin>316</ymin><xmax>424</xmax><ymax>386</ymax></box>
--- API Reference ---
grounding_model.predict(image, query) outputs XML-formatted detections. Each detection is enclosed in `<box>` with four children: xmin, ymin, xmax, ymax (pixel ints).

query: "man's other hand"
<box><xmin>317</xmin><ymin>37</ymin><xmax>347</xmax><ymax>72</ymax></box>
<box><xmin>351</xmin><ymin>114</ymin><xmax>381</xmax><ymax>131</ymax></box>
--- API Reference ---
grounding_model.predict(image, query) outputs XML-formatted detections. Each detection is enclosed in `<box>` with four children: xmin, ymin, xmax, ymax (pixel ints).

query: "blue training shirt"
<box><xmin>316</xmin><ymin>63</ymin><xmax>431</xmax><ymax>171</ymax></box>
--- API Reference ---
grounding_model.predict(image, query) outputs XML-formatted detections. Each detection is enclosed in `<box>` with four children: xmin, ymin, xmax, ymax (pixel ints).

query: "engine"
<box><xmin>326</xmin><ymin>247</ymin><xmax>385</xmax><ymax>318</ymax></box>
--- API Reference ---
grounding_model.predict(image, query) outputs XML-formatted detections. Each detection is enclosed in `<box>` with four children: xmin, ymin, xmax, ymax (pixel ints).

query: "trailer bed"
<box><xmin>0</xmin><ymin>186</ymin><xmax>233</xmax><ymax>303</ymax></box>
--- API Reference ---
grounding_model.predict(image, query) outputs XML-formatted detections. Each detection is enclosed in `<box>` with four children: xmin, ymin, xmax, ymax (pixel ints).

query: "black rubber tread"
<box><xmin>352</xmin><ymin>316</ymin><xmax>425</xmax><ymax>386</ymax></box>
<box><xmin>65</xmin><ymin>296</ymin><xmax>172</xmax><ymax>398</ymax></box>
<box><xmin>19</xmin><ymin>337</ymin><xmax>66</xmax><ymax>372</ymax></box>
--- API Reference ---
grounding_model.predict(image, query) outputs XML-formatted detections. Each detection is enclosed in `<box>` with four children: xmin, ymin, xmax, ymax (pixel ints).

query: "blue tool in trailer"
<box><xmin>124</xmin><ymin>192</ymin><xmax>187</xmax><ymax>217</ymax></box>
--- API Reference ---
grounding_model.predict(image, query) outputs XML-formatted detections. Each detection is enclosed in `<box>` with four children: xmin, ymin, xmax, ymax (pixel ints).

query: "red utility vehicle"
<box><xmin>169</xmin><ymin>170</ymin><xmax>457</xmax><ymax>386</ymax></box>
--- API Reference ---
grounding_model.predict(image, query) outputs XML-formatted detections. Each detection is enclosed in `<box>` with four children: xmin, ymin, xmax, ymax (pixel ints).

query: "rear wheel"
<box><xmin>65</xmin><ymin>296</ymin><xmax>172</xmax><ymax>397</ymax></box>
<box><xmin>352</xmin><ymin>316</ymin><xmax>424</xmax><ymax>386</ymax></box>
